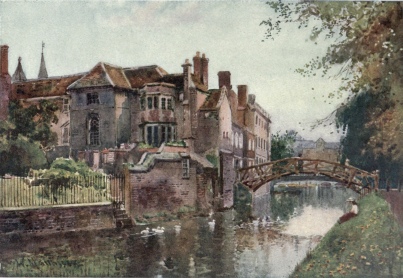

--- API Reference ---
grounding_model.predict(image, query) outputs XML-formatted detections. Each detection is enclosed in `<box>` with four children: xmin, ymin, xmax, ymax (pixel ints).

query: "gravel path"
<box><xmin>381</xmin><ymin>191</ymin><xmax>403</xmax><ymax>229</ymax></box>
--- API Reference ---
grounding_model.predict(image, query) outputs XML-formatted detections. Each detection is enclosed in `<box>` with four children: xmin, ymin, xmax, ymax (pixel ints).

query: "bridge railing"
<box><xmin>238</xmin><ymin>157</ymin><xmax>379</xmax><ymax>193</ymax></box>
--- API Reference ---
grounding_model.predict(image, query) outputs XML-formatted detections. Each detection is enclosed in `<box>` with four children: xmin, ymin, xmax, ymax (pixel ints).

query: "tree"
<box><xmin>9</xmin><ymin>99</ymin><xmax>58</xmax><ymax>149</ymax></box>
<box><xmin>271</xmin><ymin>130</ymin><xmax>297</xmax><ymax>161</ymax></box>
<box><xmin>263</xmin><ymin>2</ymin><xmax>403</xmax><ymax>186</ymax></box>
<box><xmin>0</xmin><ymin>99</ymin><xmax>59</xmax><ymax>176</ymax></box>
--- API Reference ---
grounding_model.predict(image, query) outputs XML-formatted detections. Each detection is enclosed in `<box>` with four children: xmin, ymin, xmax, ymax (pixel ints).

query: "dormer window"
<box><xmin>87</xmin><ymin>92</ymin><xmax>99</xmax><ymax>105</ymax></box>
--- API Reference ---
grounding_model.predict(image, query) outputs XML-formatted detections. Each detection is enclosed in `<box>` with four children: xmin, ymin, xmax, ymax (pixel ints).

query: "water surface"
<box><xmin>0</xmin><ymin>183</ymin><xmax>357</xmax><ymax>277</ymax></box>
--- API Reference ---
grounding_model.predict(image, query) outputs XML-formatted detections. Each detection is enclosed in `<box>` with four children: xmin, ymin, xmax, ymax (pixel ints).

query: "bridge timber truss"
<box><xmin>238</xmin><ymin>158</ymin><xmax>379</xmax><ymax>193</ymax></box>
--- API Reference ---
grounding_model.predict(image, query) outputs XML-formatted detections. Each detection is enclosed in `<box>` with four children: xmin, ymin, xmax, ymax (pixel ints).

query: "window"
<box><xmin>62</xmin><ymin>98</ymin><xmax>69</xmax><ymax>113</ymax></box>
<box><xmin>182</xmin><ymin>159</ymin><xmax>190</xmax><ymax>178</ymax></box>
<box><xmin>167</xmin><ymin>98</ymin><xmax>173</xmax><ymax>110</ymax></box>
<box><xmin>147</xmin><ymin>126</ymin><xmax>153</xmax><ymax>145</ymax></box>
<box><xmin>234</xmin><ymin>159</ymin><xmax>239</xmax><ymax>169</ymax></box>
<box><xmin>87</xmin><ymin>92</ymin><xmax>100</xmax><ymax>105</ymax></box>
<box><xmin>154</xmin><ymin>96</ymin><xmax>159</xmax><ymax>109</ymax></box>
<box><xmin>161</xmin><ymin>126</ymin><xmax>167</xmax><ymax>143</ymax></box>
<box><xmin>161</xmin><ymin>97</ymin><xmax>166</xmax><ymax>110</ymax></box>
<box><xmin>147</xmin><ymin>97</ymin><xmax>153</xmax><ymax>109</ymax></box>
<box><xmin>62</xmin><ymin>126</ymin><xmax>69</xmax><ymax>144</ymax></box>
<box><xmin>256</xmin><ymin>115</ymin><xmax>258</xmax><ymax>125</ymax></box>
<box><xmin>140</xmin><ymin>97</ymin><xmax>146</xmax><ymax>110</ymax></box>
<box><xmin>88</xmin><ymin>114</ymin><xmax>100</xmax><ymax>145</ymax></box>
<box><xmin>171</xmin><ymin>126</ymin><xmax>176</xmax><ymax>141</ymax></box>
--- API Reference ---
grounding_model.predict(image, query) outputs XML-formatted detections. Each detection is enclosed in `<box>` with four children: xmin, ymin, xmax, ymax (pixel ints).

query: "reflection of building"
<box><xmin>294</xmin><ymin>137</ymin><xmax>341</xmax><ymax>162</ymax></box>
<box><xmin>0</xmin><ymin>44</ymin><xmax>272</xmax><ymax>212</ymax></box>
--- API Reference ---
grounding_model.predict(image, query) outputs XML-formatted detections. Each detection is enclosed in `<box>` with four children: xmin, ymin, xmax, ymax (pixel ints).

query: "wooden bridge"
<box><xmin>238</xmin><ymin>158</ymin><xmax>379</xmax><ymax>193</ymax></box>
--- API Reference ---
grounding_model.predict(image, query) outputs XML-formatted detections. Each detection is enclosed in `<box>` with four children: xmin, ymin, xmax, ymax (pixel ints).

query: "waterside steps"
<box><xmin>113</xmin><ymin>204</ymin><xmax>134</xmax><ymax>229</ymax></box>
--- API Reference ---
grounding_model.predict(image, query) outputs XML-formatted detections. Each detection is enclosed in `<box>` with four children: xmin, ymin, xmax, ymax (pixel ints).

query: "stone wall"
<box><xmin>220</xmin><ymin>152</ymin><xmax>236</xmax><ymax>208</ymax></box>
<box><xmin>0</xmin><ymin>203</ymin><xmax>115</xmax><ymax>234</ymax></box>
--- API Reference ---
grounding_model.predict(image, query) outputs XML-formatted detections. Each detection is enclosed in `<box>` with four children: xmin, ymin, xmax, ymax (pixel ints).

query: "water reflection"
<box><xmin>0</xmin><ymin>184</ymin><xmax>358</xmax><ymax>277</ymax></box>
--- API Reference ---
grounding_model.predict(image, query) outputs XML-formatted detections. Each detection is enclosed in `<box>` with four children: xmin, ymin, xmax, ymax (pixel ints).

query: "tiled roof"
<box><xmin>11</xmin><ymin>74</ymin><xmax>84</xmax><ymax>99</ymax></box>
<box><xmin>161</xmin><ymin>73</ymin><xmax>183</xmax><ymax>88</ymax></box>
<box><xmin>191</xmin><ymin>74</ymin><xmax>208</xmax><ymax>92</ymax></box>
<box><xmin>68</xmin><ymin>62</ymin><xmax>131</xmax><ymax>90</ymax></box>
<box><xmin>199</xmin><ymin>88</ymin><xmax>224</xmax><ymax>110</ymax></box>
<box><xmin>124</xmin><ymin>65</ymin><xmax>168</xmax><ymax>88</ymax></box>
<box><xmin>103</xmin><ymin>63</ymin><xmax>131</xmax><ymax>89</ymax></box>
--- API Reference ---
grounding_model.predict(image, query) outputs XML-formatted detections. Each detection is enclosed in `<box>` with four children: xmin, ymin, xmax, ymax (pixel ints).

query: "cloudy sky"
<box><xmin>0</xmin><ymin>0</ymin><xmax>348</xmax><ymax>142</ymax></box>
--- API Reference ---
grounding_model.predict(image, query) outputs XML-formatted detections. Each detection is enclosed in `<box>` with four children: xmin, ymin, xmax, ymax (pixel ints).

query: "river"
<box><xmin>0</xmin><ymin>182</ymin><xmax>358</xmax><ymax>277</ymax></box>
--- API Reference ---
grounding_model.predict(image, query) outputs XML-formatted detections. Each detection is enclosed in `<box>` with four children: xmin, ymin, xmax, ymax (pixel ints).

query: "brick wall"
<box><xmin>0</xmin><ymin>203</ymin><xmax>115</xmax><ymax>234</ymax></box>
<box><xmin>128</xmin><ymin>159</ymin><xmax>210</xmax><ymax>217</ymax></box>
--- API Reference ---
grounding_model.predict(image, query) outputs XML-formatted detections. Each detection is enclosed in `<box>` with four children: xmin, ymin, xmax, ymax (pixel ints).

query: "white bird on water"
<box><xmin>208</xmin><ymin>219</ymin><xmax>215</xmax><ymax>230</ymax></box>
<box><xmin>174</xmin><ymin>224</ymin><xmax>181</xmax><ymax>234</ymax></box>
<box><xmin>140</xmin><ymin>227</ymin><xmax>151</xmax><ymax>235</ymax></box>
<box><xmin>152</xmin><ymin>226</ymin><xmax>165</xmax><ymax>234</ymax></box>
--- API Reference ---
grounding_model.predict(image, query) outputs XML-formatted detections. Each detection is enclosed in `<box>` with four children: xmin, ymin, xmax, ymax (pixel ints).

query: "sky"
<box><xmin>0</xmin><ymin>0</ymin><xmax>348</xmax><ymax>142</ymax></box>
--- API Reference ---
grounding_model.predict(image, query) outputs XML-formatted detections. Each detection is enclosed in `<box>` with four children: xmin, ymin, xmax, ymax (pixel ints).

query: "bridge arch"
<box><xmin>238</xmin><ymin>157</ymin><xmax>379</xmax><ymax>193</ymax></box>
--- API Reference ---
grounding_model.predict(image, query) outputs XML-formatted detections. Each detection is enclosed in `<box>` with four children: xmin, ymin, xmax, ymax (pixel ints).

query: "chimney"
<box><xmin>1</xmin><ymin>45</ymin><xmax>9</xmax><ymax>76</ymax></box>
<box><xmin>218</xmin><ymin>71</ymin><xmax>232</xmax><ymax>90</ymax></box>
<box><xmin>237</xmin><ymin>85</ymin><xmax>248</xmax><ymax>107</ymax></box>
<box><xmin>182</xmin><ymin>59</ymin><xmax>192</xmax><ymax>99</ymax></box>
<box><xmin>201</xmin><ymin>53</ymin><xmax>209</xmax><ymax>88</ymax></box>
<box><xmin>193</xmin><ymin>51</ymin><xmax>201</xmax><ymax>81</ymax></box>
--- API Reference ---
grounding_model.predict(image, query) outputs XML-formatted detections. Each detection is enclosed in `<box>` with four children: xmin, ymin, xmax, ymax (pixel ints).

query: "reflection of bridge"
<box><xmin>238</xmin><ymin>158</ymin><xmax>379</xmax><ymax>193</ymax></box>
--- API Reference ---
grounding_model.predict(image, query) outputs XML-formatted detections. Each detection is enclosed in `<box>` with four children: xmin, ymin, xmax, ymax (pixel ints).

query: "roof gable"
<box><xmin>200</xmin><ymin>87</ymin><xmax>228</xmax><ymax>110</ymax></box>
<box><xmin>68</xmin><ymin>62</ymin><xmax>131</xmax><ymax>90</ymax></box>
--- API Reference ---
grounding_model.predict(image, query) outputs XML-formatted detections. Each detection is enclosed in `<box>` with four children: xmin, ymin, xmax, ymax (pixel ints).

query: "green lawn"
<box><xmin>292</xmin><ymin>193</ymin><xmax>403</xmax><ymax>278</ymax></box>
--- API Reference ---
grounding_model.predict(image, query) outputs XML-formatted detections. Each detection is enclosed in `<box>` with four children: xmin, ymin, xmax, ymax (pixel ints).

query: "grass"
<box><xmin>292</xmin><ymin>193</ymin><xmax>403</xmax><ymax>277</ymax></box>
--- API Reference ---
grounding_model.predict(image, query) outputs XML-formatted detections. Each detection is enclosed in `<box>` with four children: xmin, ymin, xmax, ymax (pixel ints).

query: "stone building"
<box><xmin>294</xmin><ymin>137</ymin><xmax>341</xmax><ymax>162</ymax></box>
<box><xmin>0</xmin><ymin>45</ymin><xmax>272</xmax><ymax>214</ymax></box>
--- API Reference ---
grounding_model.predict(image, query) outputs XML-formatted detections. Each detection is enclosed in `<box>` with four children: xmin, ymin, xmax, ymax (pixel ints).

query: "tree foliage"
<box><xmin>8</xmin><ymin>99</ymin><xmax>58</xmax><ymax>149</ymax></box>
<box><xmin>0</xmin><ymin>100</ymin><xmax>59</xmax><ymax>176</ymax></box>
<box><xmin>271</xmin><ymin>130</ymin><xmax>297</xmax><ymax>161</ymax></box>
<box><xmin>263</xmin><ymin>2</ymin><xmax>403</xmax><ymax>184</ymax></box>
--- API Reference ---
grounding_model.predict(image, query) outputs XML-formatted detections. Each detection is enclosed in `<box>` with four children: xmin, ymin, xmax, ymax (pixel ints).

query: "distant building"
<box><xmin>294</xmin><ymin>137</ymin><xmax>341</xmax><ymax>163</ymax></box>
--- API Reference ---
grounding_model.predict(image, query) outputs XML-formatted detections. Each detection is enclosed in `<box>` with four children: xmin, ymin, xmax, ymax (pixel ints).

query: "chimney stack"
<box><xmin>218</xmin><ymin>71</ymin><xmax>231</xmax><ymax>90</ymax></box>
<box><xmin>237</xmin><ymin>85</ymin><xmax>248</xmax><ymax>107</ymax></box>
<box><xmin>182</xmin><ymin>58</ymin><xmax>192</xmax><ymax>99</ymax></box>
<box><xmin>193</xmin><ymin>51</ymin><xmax>201</xmax><ymax>81</ymax></box>
<box><xmin>1</xmin><ymin>45</ymin><xmax>9</xmax><ymax>76</ymax></box>
<box><xmin>201</xmin><ymin>53</ymin><xmax>209</xmax><ymax>88</ymax></box>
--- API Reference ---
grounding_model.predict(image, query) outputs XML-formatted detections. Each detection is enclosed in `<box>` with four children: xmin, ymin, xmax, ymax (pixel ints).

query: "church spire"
<box><xmin>12</xmin><ymin>57</ymin><xmax>27</xmax><ymax>82</ymax></box>
<box><xmin>38</xmin><ymin>41</ymin><xmax>48</xmax><ymax>79</ymax></box>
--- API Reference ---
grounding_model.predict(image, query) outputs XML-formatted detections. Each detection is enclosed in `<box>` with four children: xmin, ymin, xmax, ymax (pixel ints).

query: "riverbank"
<box><xmin>291</xmin><ymin>193</ymin><xmax>403</xmax><ymax>277</ymax></box>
